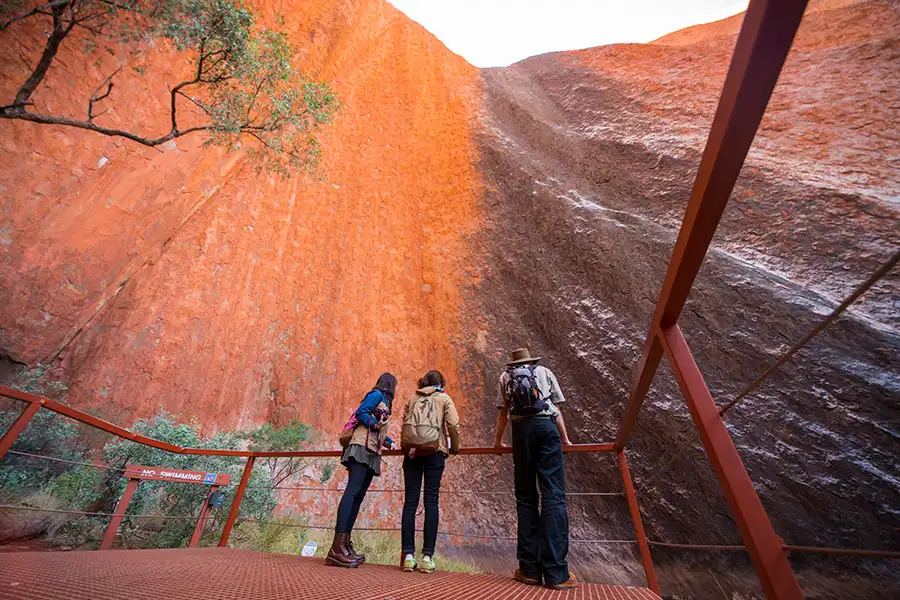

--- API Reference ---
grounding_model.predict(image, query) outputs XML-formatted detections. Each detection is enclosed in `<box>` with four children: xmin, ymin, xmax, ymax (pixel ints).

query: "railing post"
<box><xmin>189</xmin><ymin>485</ymin><xmax>219</xmax><ymax>548</ymax></box>
<box><xmin>218</xmin><ymin>456</ymin><xmax>255</xmax><ymax>547</ymax></box>
<box><xmin>0</xmin><ymin>401</ymin><xmax>41</xmax><ymax>461</ymax></box>
<box><xmin>100</xmin><ymin>478</ymin><xmax>140</xmax><ymax>550</ymax></box>
<box><xmin>618</xmin><ymin>450</ymin><xmax>660</xmax><ymax>595</ymax></box>
<box><xmin>659</xmin><ymin>325</ymin><xmax>803</xmax><ymax>600</ymax></box>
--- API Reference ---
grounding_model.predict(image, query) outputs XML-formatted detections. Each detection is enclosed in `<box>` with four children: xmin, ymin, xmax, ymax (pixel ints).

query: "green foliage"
<box><xmin>240</xmin><ymin>419</ymin><xmax>313</xmax><ymax>488</ymax></box>
<box><xmin>0</xmin><ymin>409</ymin><xmax>87</xmax><ymax>499</ymax></box>
<box><xmin>7</xmin><ymin>362</ymin><xmax>68</xmax><ymax>397</ymax></box>
<box><xmin>230</xmin><ymin>514</ymin><xmax>306</xmax><ymax>554</ymax></box>
<box><xmin>150</xmin><ymin>0</ymin><xmax>340</xmax><ymax>175</ymax></box>
<box><xmin>2</xmin><ymin>0</ymin><xmax>340</xmax><ymax>176</ymax></box>
<box><xmin>48</xmin><ymin>467</ymin><xmax>105</xmax><ymax>506</ymax></box>
<box><xmin>1</xmin><ymin>404</ymin><xmax>312</xmax><ymax>550</ymax></box>
<box><xmin>102</xmin><ymin>412</ymin><xmax>279</xmax><ymax>548</ymax></box>
<box><xmin>320</xmin><ymin>462</ymin><xmax>335</xmax><ymax>484</ymax></box>
<box><xmin>243</xmin><ymin>419</ymin><xmax>312</xmax><ymax>451</ymax></box>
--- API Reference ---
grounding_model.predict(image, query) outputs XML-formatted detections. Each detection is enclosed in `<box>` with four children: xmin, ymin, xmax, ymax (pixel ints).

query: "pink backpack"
<box><xmin>338</xmin><ymin>411</ymin><xmax>359</xmax><ymax>448</ymax></box>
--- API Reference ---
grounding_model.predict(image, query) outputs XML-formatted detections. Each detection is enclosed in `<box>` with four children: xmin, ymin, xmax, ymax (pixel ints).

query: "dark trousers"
<box><xmin>401</xmin><ymin>452</ymin><xmax>446</xmax><ymax>555</ymax></box>
<box><xmin>335</xmin><ymin>458</ymin><xmax>375</xmax><ymax>533</ymax></box>
<box><xmin>512</xmin><ymin>416</ymin><xmax>569</xmax><ymax>585</ymax></box>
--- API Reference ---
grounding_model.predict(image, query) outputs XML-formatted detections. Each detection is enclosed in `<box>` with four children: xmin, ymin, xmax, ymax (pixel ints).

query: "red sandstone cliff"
<box><xmin>1</xmin><ymin>0</ymin><xmax>481</xmax><ymax>432</ymax></box>
<box><xmin>1</xmin><ymin>0</ymin><xmax>898</xmax><ymax>597</ymax></box>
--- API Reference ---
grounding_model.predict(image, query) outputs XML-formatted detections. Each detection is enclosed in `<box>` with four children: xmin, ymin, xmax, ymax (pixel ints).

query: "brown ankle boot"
<box><xmin>325</xmin><ymin>532</ymin><xmax>360</xmax><ymax>568</ymax></box>
<box><xmin>345</xmin><ymin>535</ymin><xmax>365</xmax><ymax>564</ymax></box>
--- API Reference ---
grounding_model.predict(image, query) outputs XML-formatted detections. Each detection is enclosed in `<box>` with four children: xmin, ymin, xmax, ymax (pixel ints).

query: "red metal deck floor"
<box><xmin>0</xmin><ymin>548</ymin><xmax>661</xmax><ymax>600</ymax></box>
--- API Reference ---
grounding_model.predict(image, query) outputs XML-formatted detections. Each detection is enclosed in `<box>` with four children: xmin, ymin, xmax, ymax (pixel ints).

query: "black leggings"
<box><xmin>335</xmin><ymin>458</ymin><xmax>375</xmax><ymax>533</ymax></box>
<box><xmin>401</xmin><ymin>453</ymin><xmax>446</xmax><ymax>556</ymax></box>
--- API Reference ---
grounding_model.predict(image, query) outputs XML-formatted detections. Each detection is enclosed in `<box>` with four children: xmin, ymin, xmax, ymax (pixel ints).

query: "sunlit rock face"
<box><xmin>1</xmin><ymin>0</ymin><xmax>896</xmax><ymax>596</ymax></box>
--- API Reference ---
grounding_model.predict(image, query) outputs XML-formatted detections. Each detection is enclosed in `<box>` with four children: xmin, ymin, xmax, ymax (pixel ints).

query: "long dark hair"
<box><xmin>374</xmin><ymin>372</ymin><xmax>398</xmax><ymax>410</ymax></box>
<box><xmin>418</xmin><ymin>370</ymin><xmax>445</xmax><ymax>389</ymax></box>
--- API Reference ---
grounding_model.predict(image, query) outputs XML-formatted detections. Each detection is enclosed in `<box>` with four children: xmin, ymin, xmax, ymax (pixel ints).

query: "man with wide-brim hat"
<box><xmin>493</xmin><ymin>347</ymin><xmax>576</xmax><ymax>590</ymax></box>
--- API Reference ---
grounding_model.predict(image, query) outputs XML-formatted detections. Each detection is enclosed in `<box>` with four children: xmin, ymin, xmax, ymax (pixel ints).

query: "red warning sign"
<box><xmin>124</xmin><ymin>465</ymin><xmax>230</xmax><ymax>486</ymax></box>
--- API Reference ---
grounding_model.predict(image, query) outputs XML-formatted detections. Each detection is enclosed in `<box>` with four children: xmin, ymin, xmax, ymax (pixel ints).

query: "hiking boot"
<box><xmin>544</xmin><ymin>572</ymin><xmax>578</xmax><ymax>590</ymax></box>
<box><xmin>403</xmin><ymin>553</ymin><xmax>417</xmax><ymax>572</ymax></box>
<box><xmin>419</xmin><ymin>555</ymin><xmax>436</xmax><ymax>574</ymax></box>
<box><xmin>346</xmin><ymin>535</ymin><xmax>365</xmax><ymax>564</ymax></box>
<box><xmin>325</xmin><ymin>532</ymin><xmax>360</xmax><ymax>568</ymax></box>
<box><xmin>513</xmin><ymin>569</ymin><xmax>541</xmax><ymax>586</ymax></box>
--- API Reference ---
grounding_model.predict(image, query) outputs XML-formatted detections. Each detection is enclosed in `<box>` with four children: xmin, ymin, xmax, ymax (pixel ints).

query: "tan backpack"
<box><xmin>401</xmin><ymin>392</ymin><xmax>443</xmax><ymax>456</ymax></box>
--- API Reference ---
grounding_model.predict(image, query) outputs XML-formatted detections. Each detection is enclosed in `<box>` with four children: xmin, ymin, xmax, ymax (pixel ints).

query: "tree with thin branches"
<box><xmin>0</xmin><ymin>0</ymin><xmax>340</xmax><ymax>175</ymax></box>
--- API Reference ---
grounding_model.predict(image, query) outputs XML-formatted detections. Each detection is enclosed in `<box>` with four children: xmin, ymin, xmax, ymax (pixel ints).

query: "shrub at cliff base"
<box><xmin>0</xmin><ymin>403</ymin><xmax>318</xmax><ymax>550</ymax></box>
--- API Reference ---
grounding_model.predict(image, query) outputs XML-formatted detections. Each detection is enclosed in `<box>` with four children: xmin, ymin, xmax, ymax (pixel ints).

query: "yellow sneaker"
<box><xmin>419</xmin><ymin>555</ymin><xmax>436</xmax><ymax>573</ymax></box>
<box><xmin>403</xmin><ymin>554</ymin><xmax>417</xmax><ymax>572</ymax></box>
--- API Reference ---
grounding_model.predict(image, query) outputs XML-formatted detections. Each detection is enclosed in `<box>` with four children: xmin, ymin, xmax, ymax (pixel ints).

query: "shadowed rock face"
<box><xmin>459</xmin><ymin>1</ymin><xmax>898</xmax><ymax>595</ymax></box>
<box><xmin>1</xmin><ymin>0</ymin><xmax>897</xmax><ymax>597</ymax></box>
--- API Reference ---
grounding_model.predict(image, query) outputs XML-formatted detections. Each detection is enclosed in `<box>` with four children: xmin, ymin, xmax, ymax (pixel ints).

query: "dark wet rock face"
<box><xmin>455</xmin><ymin>2</ymin><xmax>898</xmax><ymax>597</ymax></box>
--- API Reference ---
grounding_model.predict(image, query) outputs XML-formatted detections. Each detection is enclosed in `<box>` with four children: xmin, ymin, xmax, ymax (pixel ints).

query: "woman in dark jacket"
<box><xmin>326</xmin><ymin>372</ymin><xmax>397</xmax><ymax>568</ymax></box>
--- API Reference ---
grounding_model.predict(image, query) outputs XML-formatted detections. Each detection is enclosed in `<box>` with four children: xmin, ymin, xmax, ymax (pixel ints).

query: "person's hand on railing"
<box><xmin>493</xmin><ymin>439</ymin><xmax>508</xmax><ymax>449</ymax></box>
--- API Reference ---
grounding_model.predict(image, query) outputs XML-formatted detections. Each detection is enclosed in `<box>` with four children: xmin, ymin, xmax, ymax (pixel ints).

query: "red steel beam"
<box><xmin>3</xmin><ymin>388</ymin><xmax>616</xmax><ymax>459</ymax></box>
<box><xmin>0</xmin><ymin>386</ymin><xmax>182</xmax><ymax>454</ymax></box>
<box><xmin>189</xmin><ymin>485</ymin><xmax>219</xmax><ymax>548</ymax></box>
<box><xmin>616</xmin><ymin>0</ymin><xmax>808</xmax><ymax>449</ymax></box>
<box><xmin>617</xmin><ymin>450</ymin><xmax>660</xmax><ymax>595</ymax></box>
<box><xmin>218</xmin><ymin>456</ymin><xmax>255</xmax><ymax>547</ymax></box>
<box><xmin>100</xmin><ymin>478</ymin><xmax>140</xmax><ymax>550</ymax></box>
<box><xmin>182</xmin><ymin>443</ymin><xmax>617</xmax><ymax>457</ymax></box>
<box><xmin>0</xmin><ymin>401</ymin><xmax>41</xmax><ymax>462</ymax></box>
<box><xmin>659</xmin><ymin>325</ymin><xmax>802</xmax><ymax>600</ymax></box>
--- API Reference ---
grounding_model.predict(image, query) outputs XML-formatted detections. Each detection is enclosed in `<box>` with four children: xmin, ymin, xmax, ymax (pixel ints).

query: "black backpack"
<box><xmin>506</xmin><ymin>365</ymin><xmax>549</xmax><ymax>416</ymax></box>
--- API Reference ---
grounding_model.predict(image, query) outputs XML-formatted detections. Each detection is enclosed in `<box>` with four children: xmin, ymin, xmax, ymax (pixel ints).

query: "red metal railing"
<box><xmin>0</xmin><ymin>384</ymin><xmax>659</xmax><ymax>594</ymax></box>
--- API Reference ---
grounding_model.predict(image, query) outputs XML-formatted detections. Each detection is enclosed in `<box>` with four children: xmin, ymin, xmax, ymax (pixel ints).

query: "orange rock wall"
<box><xmin>1</xmin><ymin>0</ymin><xmax>481</xmax><ymax>433</ymax></box>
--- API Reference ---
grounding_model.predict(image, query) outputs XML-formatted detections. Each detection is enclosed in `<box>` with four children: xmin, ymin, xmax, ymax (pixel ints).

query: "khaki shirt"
<box><xmin>497</xmin><ymin>365</ymin><xmax>565</xmax><ymax>421</ymax></box>
<box><xmin>402</xmin><ymin>386</ymin><xmax>461</xmax><ymax>455</ymax></box>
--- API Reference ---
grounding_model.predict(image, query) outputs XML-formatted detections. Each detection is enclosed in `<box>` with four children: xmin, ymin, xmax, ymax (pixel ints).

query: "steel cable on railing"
<box><xmin>237</xmin><ymin>518</ymin><xmax>637</xmax><ymax>544</ymax></box>
<box><xmin>3</xmin><ymin>505</ymin><xmax>894</xmax><ymax>557</ymax></box>
<box><xmin>640</xmin><ymin>250</ymin><xmax>900</xmax><ymax>488</ymax></box>
<box><xmin>2</xmin><ymin>449</ymin><xmax>127</xmax><ymax>471</ymax></box>
<box><xmin>719</xmin><ymin>249</ymin><xmax>900</xmax><ymax>415</ymax></box>
<box><xmin>0</xmin><ymin>451</ymin><xmax>625</xmax><ymax>499</ymax></box>
<box><xmin>248</xmin><ymin>485</ymin><xmax>623</xmax><ymax>497</ymax></box>
<box><xmin>0</xmin><ymin>504</ymin><xmax>198</xmax><ymax>520</ymax></box>
<box><xmin>647</xmin><ymin>540</ymin><xmax>900</xmax><ymax>560</ymax></box>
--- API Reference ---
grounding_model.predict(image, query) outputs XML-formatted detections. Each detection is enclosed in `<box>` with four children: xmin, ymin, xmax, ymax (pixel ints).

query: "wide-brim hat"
<box><xmin>506</xmin><ymin>347</ymin><xmax>540</xmax><ymax>366</ymax></box>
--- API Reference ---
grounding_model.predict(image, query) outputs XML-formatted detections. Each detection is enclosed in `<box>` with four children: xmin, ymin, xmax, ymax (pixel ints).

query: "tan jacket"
<box><xmin>402</xmin><ymin>386</ymin><xmax>461</xmax><ymax>456</ymax></box>
<box><xmin>348</xmin><ymin>399</ymin><xmax>392</xmax><ymax>455</ymax></box>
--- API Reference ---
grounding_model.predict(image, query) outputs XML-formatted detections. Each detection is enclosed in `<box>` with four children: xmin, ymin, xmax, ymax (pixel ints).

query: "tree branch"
<box><xmin>0</xmin><ymin>109</ymin><xmax>212</xmax><ymax>147</ymax></box>
<box><xmin>175</xmin><ymin>89</ymin><xmax>212</xmax><ymax>116</ymax></box>
<box><xmin>244</xmin><ymin>130</ymin><xmax>299</xmax><ymax>159</ymax></box>
<box><xmin>244</xmin><ymin>70</ymin><xmax>272</xmax><ymax>124</ymax></box>
<box><xmin>12</xmin><ymin>1</ymin><xmax>74</xmax><ymax>107</ymax></box>
<box><xmin>88</xmin><ymin>66</ymin><xmax>121</xmax><ymax>122</ymax></box>
<box><xmin>0</xmin><ymin>0</ymin><xmax>69</xmax><ymax>32</ymax></box>
<box><xmin>167</xmin><ymin>38</ymin><xmax>208</xmax><ymax>133</ymax></box>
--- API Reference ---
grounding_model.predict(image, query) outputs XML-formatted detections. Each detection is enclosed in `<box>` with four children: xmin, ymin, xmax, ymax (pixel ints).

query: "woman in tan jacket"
<box><xmin>399</xmin><ymin>370</ymin><xmax>460</xmax><ymax>573</ymax></box>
